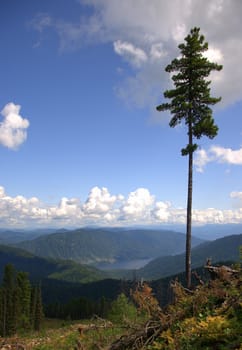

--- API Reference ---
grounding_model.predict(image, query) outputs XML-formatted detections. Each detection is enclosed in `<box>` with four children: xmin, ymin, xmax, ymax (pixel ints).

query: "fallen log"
<box><xmin>204</xmin><ymin>264</ymin><xmax>239</xmax><ymax>280</ymax></box>
<box><xmin>107</xmin><ymin>320</ymin><xmax>162</xmax><ymax>350</ymax></box>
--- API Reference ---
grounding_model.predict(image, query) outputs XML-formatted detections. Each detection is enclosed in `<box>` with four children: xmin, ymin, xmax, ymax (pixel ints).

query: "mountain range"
<box><xmin>0</xmin><ymin>228</ymin><xmax>61</xmax><ymax>244</ymax></box>
<box><xmin>135</xmin><ymin>233</ymin><xmax>242</xmax><ymax>280</ymax></box>
<box><xmin>138</xmin><ymin>223</ymin><xmax>242</xmax><ymax>240</ymax></box>
<box><xmin>0</xmin><ymin>232</ymin><xmax>241</xmax><ymax>308</ymax></box>
<box><xmin>0</xmin><ymin>227</ymin><xmax>240</xmax><ymax>282</ymax></box>
<box><xmin>14</xmin><ymin>228</ymin><xmax>203</xmax><ymax>265</ymax></box>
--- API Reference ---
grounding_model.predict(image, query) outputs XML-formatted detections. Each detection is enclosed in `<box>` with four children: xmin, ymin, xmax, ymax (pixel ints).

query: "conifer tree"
<box><xmin>31</xmin><ymin>284</ymin><xmax>44</xmax><ymax>331</ymax></box>
<box><xmin>1</xmin><ymin>264</ymin><xmax>16</xmax><ymax>336</ymax></box>
<box><xmin>0</xmin><ymin>284</ymin><xmax>6</xmax><ymax>336</ymax></box>
<box><xmin>15</xmin><ymin>271</ymin><xmax>31</xmax><ymax>329</ymax></box>
<box><xmin>156</xmin><ymin>27</ymin><xmax>222</xmax><ymax>288</ymax></box>
<box><xmin>0</xmin><ymin>264</ymin><xmax>43</xmax><ymax>335</ymax></box>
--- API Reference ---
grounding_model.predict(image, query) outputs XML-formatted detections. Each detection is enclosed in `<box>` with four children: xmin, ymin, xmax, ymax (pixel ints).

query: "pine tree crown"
<box><xmin>156</xmin><ymin>27</ymin><xmax>222</xmax><ymax>155</ymax></box>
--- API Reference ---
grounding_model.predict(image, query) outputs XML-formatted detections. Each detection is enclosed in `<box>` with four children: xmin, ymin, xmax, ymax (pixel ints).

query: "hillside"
<box><xmin>1</xmin><ymin>264</ymin><xmax>241</xmax><ymax>349</ymax></box>
<box><xmin>15</xmin><ymin>227</ymin><xmax>203</xmax><ymax>264</ymax></box>
<box><xmin>136</xmin><ymin>234</ymin><xmax>242</xmax><ymax>280</ymax></box>
<box><xmin>0</xmin><ymin>228</ymin><xmax>61</xmax><ymax>244</ymax></box>
<box><xmin>0</xmin><ymin>244</ymin><xmax>108</xmax><ymax>283</ymax></box>
<box><xmin>149</xmin><ymin>223</ymin><xmax>242</xmax><ymax>240</ymax></box>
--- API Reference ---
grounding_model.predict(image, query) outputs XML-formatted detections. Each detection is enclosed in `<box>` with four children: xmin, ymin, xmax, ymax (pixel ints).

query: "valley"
<box><xmin>0</xmin><ymin>226</ymin><xmax>241</xmax><ymax>348</ymax></box>
<box><xmin>13</xmin><ymin>227</ymin><xmax>203</xmax><ymax>265</ymax></box>
<box><xmin>0</xmin><ymin>226</ymin><xmax>241</xmax><ymax>286</ymax></box>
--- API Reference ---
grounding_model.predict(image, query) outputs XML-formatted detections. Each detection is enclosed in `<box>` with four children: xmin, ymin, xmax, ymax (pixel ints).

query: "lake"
<box><xmin>95</xmin><ymin>258</ymin><xmax>152</xmax><ymax>270</ymax></box>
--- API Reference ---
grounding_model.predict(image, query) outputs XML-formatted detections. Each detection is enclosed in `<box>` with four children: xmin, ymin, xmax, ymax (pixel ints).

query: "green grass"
<box><xmin>0</xmin><ymin>318</ymin><xmax>130</xmax><ymax>350</ymax></box>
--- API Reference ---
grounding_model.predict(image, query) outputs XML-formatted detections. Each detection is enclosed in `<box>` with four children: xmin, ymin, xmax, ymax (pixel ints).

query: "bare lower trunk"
<box><xmin>186</xmin><ymin>123</ymin><xmax>193</xmax><ymax>289</ymax></box>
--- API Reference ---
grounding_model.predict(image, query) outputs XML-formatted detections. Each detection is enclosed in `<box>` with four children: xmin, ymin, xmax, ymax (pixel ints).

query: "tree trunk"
<box><xmin>186</xmin><ymin>121</ymin><xmax>193</xmax><ymax>289</ymax></box>
<box><xmin>2</xmin><ymin>291</ymin><xmax>6</xmax><ymax>337</ymax></box>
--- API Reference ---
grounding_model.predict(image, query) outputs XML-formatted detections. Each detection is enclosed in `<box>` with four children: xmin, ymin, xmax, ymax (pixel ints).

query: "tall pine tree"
<box><xmin>156</xmin><ymin>27</ymin><xmax>222</xmax><ymax>288</ymax></box>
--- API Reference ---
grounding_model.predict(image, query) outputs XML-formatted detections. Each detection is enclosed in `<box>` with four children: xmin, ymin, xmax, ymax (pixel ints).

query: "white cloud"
<box><xmin>230</xmin><ymin>191</ymin><xmax>242</xmax><ymax>209</ymax></box>
<box><xmin>211</xmin><ymin>146</ymin><xmax>242</xmax><ymax>165</ymax></box>
<box><xmin>150</xmin><ymin>43</ymin><xmax>167</xmax><ymax>61</ymax></box>
<box><xmin>113</xmin><ymin>40</ymin><xmax>147</xmax><ymax>67</ymax></box>
<box><xmin>0</xmin><ymin>186</ymin><xmax>43</xmax><ymax>226</ymax></box>
<box><xmin>0</xmin><ymin>103</ymin><xmax>30</xmax><ymax>150</ymax></box>
<box><xmin>194</xmin><ymin>149</ymin><xmax>213</xmax><ymax>173</ymax></box>
<box><xmin>231</xmin><ymin>191</ymin><xmax>242</xmax><ymax>200</ymax></box>
<box><xmin>152</xmin><ymin>201</ymin><xmax>171</xmax><ymax>221</ymax></box>
<box><xmin>31</xmin><ymin>0</ymin><xmax>242</xmax><ymax>108</ymax></box>
<box><xmin>120</xmin><ymin>188</ymin><xmax>154</xmax><ymax>221</ymax></box>
<box><xmin>48</xmin><ymin>197</ymin><xmax>81</xmax><ymax>219</ymax></box>
<box><xmin>195</xmin><ymin>145</ymin><xmax>242</xmax><ymax>172</ymax></box>
<box><xmin>172</xmin><ymin>23</ymin><xmax>187</xmax><ymax>43</ymax></box>
<box><xmin>204</xmin><ymin>47</ymin><xmax>223</xmax><ymax>63</ymax></box>
<box><xmin>82</xmin><ymin>186</ymin><xmax>120</xmax><ymax>217</ymax></box>
<box><xmin>0</xmin><ymin>185</ymin><xmax>242</xmax><ymax>228</ymax></box>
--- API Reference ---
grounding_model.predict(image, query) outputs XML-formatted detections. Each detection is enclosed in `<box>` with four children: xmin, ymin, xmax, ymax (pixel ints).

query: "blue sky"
<box><xmin>0</xmin><ymin>0</ymin><xmax>242</xmax><ymax>229</ymax></box>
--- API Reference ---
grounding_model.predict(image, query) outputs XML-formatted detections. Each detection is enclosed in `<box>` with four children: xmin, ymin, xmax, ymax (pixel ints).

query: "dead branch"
<box><xmin>192</xmin><ymin>270</ymin><xmax>204</xmax><ymax>285</ymax></box>
<box><xmin>77</xmin><ymin>317</ymin><xmax>114</xmax><ymax>336</ymax></box>
<box><xmin>107</xmin><ymin>319</ymin><xmax>163</xmax><ymax>350</ymax></box>
<box><xmin>204</xmin><ymin>264</ymin><xmax>239</xmax><ymax>281</ymax></box>
<box><xmin>170</xmin><ymin>279</ymin><xmax>194</xmax><ymax>294</ymax></box>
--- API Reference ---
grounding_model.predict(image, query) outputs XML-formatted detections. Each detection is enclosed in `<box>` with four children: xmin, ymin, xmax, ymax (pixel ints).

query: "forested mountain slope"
<box><xmin>0</xmin><ymin>244</ymin><xmax>108</xmax><ymax>283</ymax></box>
<box><xmin>136</xmin><ymin>234</ymin><xmax>242</xmax><ymax>280</ymax></box>
<box><xmin>15</xmin><ymin>228</ymin><xmax>203</xmax><ymax>264</ymax></box>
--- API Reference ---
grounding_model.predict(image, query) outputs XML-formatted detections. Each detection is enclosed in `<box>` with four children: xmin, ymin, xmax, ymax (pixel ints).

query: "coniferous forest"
<box><xmin>0</xmin><ymin>264</ymin><xmax>43</xmax><ymax>337</ymax></box>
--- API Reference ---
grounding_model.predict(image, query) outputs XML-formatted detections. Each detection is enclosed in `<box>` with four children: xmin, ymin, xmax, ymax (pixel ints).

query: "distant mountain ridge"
<box><xmin>136</xmin><ymin>234</ymin><xmax>242</xmax><ymax>280</ymax></box>
<box><xmin>134</xmin><ymin>223</ymin><xmax>242</xmax><ymax>240</ymax></box>
<box><xmin>0</xmin><ymin>228</ymin><xmax>62</xmax><ymax>244</ymax></box>
<box><xmin>0</xmin><ymin>235</ymin><xmax>241</xmax><ymax>311</ymax></box>
<box><xmin>15</xmin><ymin>228</ymin><xmax>203</xmax><ymax>264</ymax></box>
<box><xmin>0</xmin><ymin>234</ymin><xmax>241</xmax><ymax>288</ymax></box>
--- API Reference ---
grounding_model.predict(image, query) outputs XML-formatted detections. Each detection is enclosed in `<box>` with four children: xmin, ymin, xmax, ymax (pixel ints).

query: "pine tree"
<box><xmin>31</xmin><ymin>284</ymin><xmax>44</xmax><ymax>331</ymax></box>
<box><xmin>0</xmin><ymin>264</ymin><xmax>44</xmax><ymax>335</ymax></box>
<box><xmin>1</xmin><ymin>264</ymin><xmax>16</xmax><ymax>336</ymax></box>
<box><xmin>15</xmin><ymin>271</ymin><xmax>31</xmax><ymax>329</ymax></box>
<box><xmin>0</xmin><ymin>285</ymin><xmax>6</xmax><ymax>336</ymax></box>
<box><xmin>156</xmin><ymin>27</ymin><xmax>222</xmax><ymax>288</ymax></box>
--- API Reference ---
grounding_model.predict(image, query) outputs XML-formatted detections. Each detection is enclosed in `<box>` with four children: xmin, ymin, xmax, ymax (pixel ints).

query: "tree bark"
<box><xmin>186</xmin><ymin>120</ymin><xmax>193</xmax><ymax>289</ymax></box>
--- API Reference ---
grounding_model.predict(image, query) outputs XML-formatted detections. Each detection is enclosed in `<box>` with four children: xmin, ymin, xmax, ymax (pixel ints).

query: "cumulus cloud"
<box><xmin>31</xmin><ymin>0</ymin><xmax>242</xmax><ymax>108</ymax></box>
<box><xmin>0</xmin><ymin>185</ymin><xmax>242</xmax><ymax>228</ymax></box>
<box><xmin>48</xmin><ymin>197</ymin><xmax>81</xmax><ymax>219</ymax></box>
<box><xmin>195</xmin><ymin>145</ymin><xmax>242</xmax><ymax>172</ymax></box>
<box><xmin>120</xmin><ymin>188</ymin><xmax>154</xmax><ymax>221</ymax></box>
<box><xmin>0</xmin><ymin>103</ymin><xmax>30</xmax><ymax>150</ymax></box>
<box><xmin>152</xmin><ymin>201</ymin><xmax>171</xmax><ymax>221</ymax></box>
<box><xmin>0</xmin><ymin>186</ymin><xmax>42</xmax><ymax>226</ymax></box>
<box><xmin>82</xmin><ymin>186</ymin><xmax>121</xmax><ymax>217</ymax></box>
